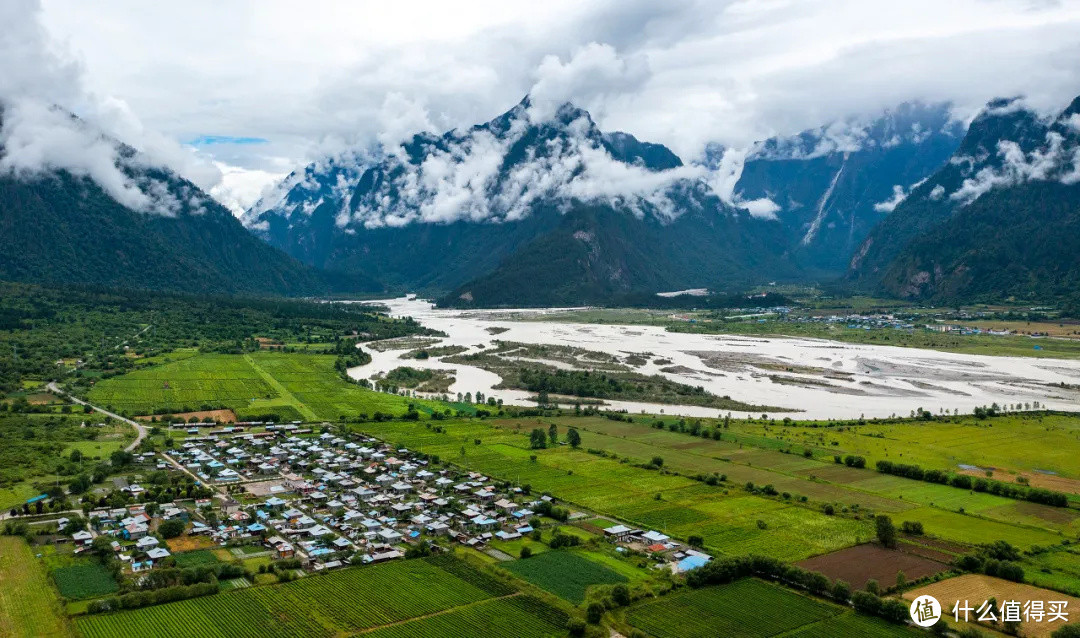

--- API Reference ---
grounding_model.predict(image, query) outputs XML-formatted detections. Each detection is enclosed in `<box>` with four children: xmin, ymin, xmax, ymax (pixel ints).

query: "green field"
<box><xmin>172</xmin><ymin>550</ymin><xmax>222</xmax><ymax>569</ymax></box>
<box><xmin>626</xmin><ymin>579</ymin><xmax>841</xmax><ymax>638</ymax></box>
<box><xmin>73</xmin><ymin>556</ymin><xmax>548</xmax><ymax>638</ymax></box>
<box><xmin>361</xmin><ymin>595</ymin><xmax>568</xmax><ymax>638</ymax></box>
<box><xmin>501</xmin><ymin>550</ymin><xmax>627</xmax><ymax>604</ymax></box>
<box><xmin>549</xmin><ymin>416</ymin><xmax>1077</xmax><ymax>548</ymax></box>
<box><xmin>0</xmin><ymin>537</ymin><xmax>74</xmax><ymax>637</ymax></box>
<box><xmin>86</xmin><ymin>352</ymin><xmax>432</xmax><ymax>420</ymax></box>
<box><xmin>51</xmin><ymin>564</ymin><xmax>119</xmax><ymax>600</ymax></box>
<box><xmin>783</xmin><ymin>611</ymin><xmax>924</xmax><ymax>637</ymax></box>
<box><xmin>359</xmin><ymin>419</ymin><xmax>872</xmax><ymax>561</ymax></box>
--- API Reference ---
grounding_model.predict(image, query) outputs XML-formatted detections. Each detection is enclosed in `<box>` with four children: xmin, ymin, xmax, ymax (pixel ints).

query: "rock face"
<box><xmin>731</xmin><ymin>102</ymin><xmax>964</xmax><ymax>276</ymax></box>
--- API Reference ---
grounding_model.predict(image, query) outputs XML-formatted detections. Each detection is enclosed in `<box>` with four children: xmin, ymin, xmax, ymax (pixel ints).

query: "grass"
<box><xmin>51</xmin><ymin>563</ymin><xmax>119</xmax><ymax>599</ymax></box>
<box><xmin>87</xmin><ymin>352</ymin><xmax>435</xmax><ymax>421</ymax></box>
<box><xmin>625</xmin><ymin>579</ymin><xmax>840</xmax><ymax>638</ymax></box>
<box><xmin>500</xmin><ymin>550</ymin><xmax>627</xmax><ymax>604</ymax></box>
<box><xmin>0</xmin><ymin>537</ymin><xmax>74</xmax><ymax>637</ymax></box>
<box><xmin>172</xmin><ymin>549</ymin><xmax>222</xmax><ymax>568</ymax></box>
<box><xmin>75</xmin><ymin>556</ymin><xmax>516</xmax><ymax>638</ymax></box>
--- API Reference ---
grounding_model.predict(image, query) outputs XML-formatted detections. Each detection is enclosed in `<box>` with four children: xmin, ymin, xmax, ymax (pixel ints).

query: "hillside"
<box><xmin>0</xmin><ymin>111</ymin><xmax>377</xmax><ymax>296</ymax></box>
<box><xmin>246</xmin><ymin>98</ymin><xmax>799</xmax><ymax>306</ymax></box>
<box><xmin>731</xmin><ymin>102</ymin><xmax>963</xmax><ymax>276</ymax></box>
<box><xmin>850</xmin><ymin>94</ymin><xmax>1080</xmax><ymax>303</ymax></box>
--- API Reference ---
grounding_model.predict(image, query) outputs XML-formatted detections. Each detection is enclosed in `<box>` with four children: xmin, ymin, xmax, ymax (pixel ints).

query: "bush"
<box><xmin>520</xmin><ymin>546</ymin><xmax>532</xmax><ymax>559</ymax></box>
<box><xmin>900</xmin><ymin>521</ymin><xmax>924</xmax><ymax>535</ymax></box>
<box><xmin>158</xmin><ymin>519</ymin><xmax>185</xmax><ymax>539</ymax></box>
<box><xmin>586</xmin><ymin>602</ymin><xmax>605</xmax><ymax>624</ymax></box>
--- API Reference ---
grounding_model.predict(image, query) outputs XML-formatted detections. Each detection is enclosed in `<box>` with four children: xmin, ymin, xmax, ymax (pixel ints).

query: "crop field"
<box><xmin>172</xmin><ymin>550</ymin><xmax>222</xmax><ymax>568</ymax></box>
<box><xmin>87</xmin><ymin>352</ymin><xmax>429</xmax><ymax>421</ymax></box>
<box><xmin>500</xmin><ymin>550</ymin><xmax>627</xmax><ymax>604</ymax></box>
<box><xmin>904</xmin><ymin>574</ymin><xmax>1080</xmax><ymax>638</ymax></box>
<box><xmin>541</xmin><ymin>416</ymin><xmax>1079</xmax><ymax>547</ymax></box>
<box><xmin>795</xmin><ymin>543</ymin><xmax>947</xmax><ymax>590</ymax></box>
<box><xmin>362</xmin><ymin>595</ymin><xmax>569</xmax><ymax>638</ymax></box>
<box><xmin>52</xmin><ymin>563</ymin><xmax>119</xmax><ymax>599</ymax></box>
<box><xmin>359</xmin><ymin>419</ymin><xmax>871</xmax><ymax>561</ymax></box>
<box><xmin>625</xmin><ymin>579</ymin><xmax>841</xmax><ymax>638</ymax></box>
<box><xmin>0</xmin><ymin>537</ymin><xmax>74</xmax><ymax>637</ymax></box>
<box><xmin>782</xmin><ymin>612</ymin><xmax>924</xmax><ymax>637</ymax></box>
<box><xmin>735</xmin><ymin>413</ymin><xmax>1080</xmax><ymax>480</ymax></box>
<box><xmin>75</xmin><ymin>556</ymin><xmax>515</xmax><ymax>638</ymax></box>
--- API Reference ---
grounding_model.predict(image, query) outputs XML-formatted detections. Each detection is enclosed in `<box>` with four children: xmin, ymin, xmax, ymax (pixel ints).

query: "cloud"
<box><xmin>873</xmin><ymin>184</ymin><xmax>908</xmax><ymax>212</ymax></box>
<box><xmin>338</xmin><ymin>105</ymin><xmax>709</xmax><ymax>229</ymax></box>
<box><xmin>0</xmin><ymin>0</ymin><xmax>222</xmax><ymax>215</ymax></box>
<box><xmin>527</xmin><ymin>43</ymin><xmax>650</xmax><ymax>122</ymax></box>
<box><xmin>949</xmin><ymin>130</ymin><xmax>1078</xmax><ymax>204</ymax></box>
<box><xmin>208</xmin><ymin>161</ymin><xmax>285</xmax><ymax>216</ymax></box>
<box><xmin>30</xmin><ymin>0</ymin><xmax>1080</xmax><ymax>190</ymax></box>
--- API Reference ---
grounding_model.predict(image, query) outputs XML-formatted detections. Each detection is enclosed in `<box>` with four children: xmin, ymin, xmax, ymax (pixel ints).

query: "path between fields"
<box><xmin>352</xmin><ymin>592</ymin><xmax>522</xmax><ymax>634</ymax></box>
<box><xmin>46</xmin><ymin>382</ymin><xmax>147</xmax><ymax>452</ymax></box>
<box><xmin>242</xmin><ymin>354</ymin><xmax>319</xmax><ymax>422</ymax></box>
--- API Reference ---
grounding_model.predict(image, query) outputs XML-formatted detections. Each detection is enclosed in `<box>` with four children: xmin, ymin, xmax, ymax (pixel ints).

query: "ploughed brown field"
<box><xmin>795</xmin><ymin>542</ymin><xmax>948</xmax><ymax>590</ymax></box>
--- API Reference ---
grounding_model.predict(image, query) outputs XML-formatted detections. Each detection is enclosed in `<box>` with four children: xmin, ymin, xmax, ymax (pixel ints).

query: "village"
<box><xmin>46</xmin><ymin>420</ymin><xmax>710</xmax><ymax>582</ymax></box>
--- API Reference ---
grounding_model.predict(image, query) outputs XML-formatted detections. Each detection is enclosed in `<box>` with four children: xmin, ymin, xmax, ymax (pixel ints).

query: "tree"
<box><xmin>548</xmin><ymin>423</ymin><xmax>558</xmax><ymax>445</ymax></box>
<box><xmin>567</xmin><ymin>427</ymin><xmax>581</xmax><ymax>448</ymax></box>
<box><xmin>158</xmin><ymin>519</ymin><xmax>185</xmax><ymax>539</ymax></box>
<box><xmin>687</xmin><ymin>534</ymin><xmax>704</xmax><ymax>548</ymax></box>
<box><xmin>895</xmin><ymin>570</ymin><xmax>906</xmax><ymax>589</ymax></box>
<box><xmin>612</xmin><ymin>583</ymin><xmax>631</xmax><ymax>606</ymax></box>
<box><xmin>586</xmin><ymin>602</ymin><xmax>605</xmax><ymax>624</ymax></box>
<box><xmin>875</xmin><ymin>515</ymin><xmax>897</xmax><ymax>549</ymax></box>
<box><xmin>529</xmin><ymin>429</ymin><xmax>547</xmax><ymax>449</ymax></box>
<box><xmin>831</xmin><ymin>580</ymin><xmax>851</xmax><ymax>602</ymax></box>
<box><xmin>651</xmin><ymin>456</ymin><xmax>664</xmax><ymax>468</ymax></box>
<box><xmin>519</xmin><ymin>546</ymin><xmax>532</xmax><ymax>559</ymax></box>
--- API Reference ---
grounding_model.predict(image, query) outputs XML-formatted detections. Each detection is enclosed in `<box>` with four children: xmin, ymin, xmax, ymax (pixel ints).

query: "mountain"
<box><xmin>849</xmin><ymin>95</ymin><xmax>1080</xmax><ymax>302</ymax></box>
<box><xmin>245</xmin><ymin>98</ymin><xmax>799</xmax><ymax>306</ymax></box>
<box><xmin>0</xmin><ymin>107</ymin><xmax>375</xmax><ymax>296</ymax></box>
<box><xmin>729</xmin><ymin>102</ymin><xmax>964</xmax><ymax>276</ymax></box>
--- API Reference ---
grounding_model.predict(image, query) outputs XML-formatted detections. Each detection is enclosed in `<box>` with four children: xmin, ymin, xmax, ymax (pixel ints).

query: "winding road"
<box><xmin>46</xmin><ymin>381</ymin><xmax>148</xmax><ymax>452</ymax></box>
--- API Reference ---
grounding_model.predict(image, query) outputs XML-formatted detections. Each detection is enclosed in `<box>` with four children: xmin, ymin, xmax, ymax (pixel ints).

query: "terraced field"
<box><xmin>74</xmin><ymin>556</ymin><xmax>549</xmax><ymax>638</ymax></box>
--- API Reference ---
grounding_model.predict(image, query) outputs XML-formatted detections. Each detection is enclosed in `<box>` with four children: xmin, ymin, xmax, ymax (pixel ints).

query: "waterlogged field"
<box><xmin>87</xmin><ymin>352</ymin><xmax>428</xmax><ymax>421</ymax></box>
<box><xmin>500</xmin><ymin>550</ymin><xmax>627</xmax><ymax>604</ymax></box>
<box><xmin>0</xmin><ymin>537</ymin><xmax>73</xmax><ymax>638</ymax></box>
<box><xmin>625</xmin><ymin>579</ymin><xmax>845</xmax><ymax>638</ymax></box>
<box><xmin>360</xmin><ymin>419</ymin><xmax>872</xmax><ymax>561</ymax></box>
<box><xmin>74</xmin><ymin>556</ymin><xmax>537</xmax><ymax>638</ymax></box>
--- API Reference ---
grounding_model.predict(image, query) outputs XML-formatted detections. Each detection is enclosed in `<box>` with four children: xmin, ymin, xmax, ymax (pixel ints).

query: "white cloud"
<box><xmin>32</xmin><ymin>0</ymin><xmax>1080</xmax><ymax>186</ymax></box>
<box><xmin>0</xmin><ymin>0</ymin><xmax>222</xmax><ymax>215</ymax></box>
<box><xmin>873</xmin><ymin>184</ymin><xmax>908</xmax><ymax>212</ymax></box>
<box><xmin>209</xmin><ymin>161</ymin><xmax>285</xmax><ymax>216</ymax></box>
<box><xmin>949</xmin><ymin>131</ymin><xmax>1077</xmax><ymax>204</ymax></box>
